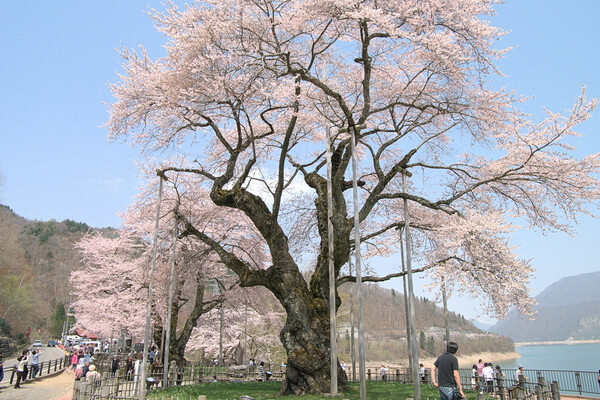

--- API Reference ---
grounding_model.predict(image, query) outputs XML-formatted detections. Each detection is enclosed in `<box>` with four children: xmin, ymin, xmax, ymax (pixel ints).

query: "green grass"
<box><xmin>148</xmin><ymin>381</ymin><xmax>480</xmax><ymax>400</ymax></box>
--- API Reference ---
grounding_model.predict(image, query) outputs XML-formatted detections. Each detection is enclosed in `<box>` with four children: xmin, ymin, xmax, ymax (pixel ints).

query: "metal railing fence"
<box><xmin>9</xmin><ymin>354</ymin><xmax>70</xmax><ymax>384</ymax></box>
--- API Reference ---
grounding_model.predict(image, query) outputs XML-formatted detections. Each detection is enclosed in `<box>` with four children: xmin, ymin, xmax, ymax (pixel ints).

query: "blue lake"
<box><xmin>495</xmin><ymin>343</ymin><xmax>600</xmax><ymax>372</ymax></box>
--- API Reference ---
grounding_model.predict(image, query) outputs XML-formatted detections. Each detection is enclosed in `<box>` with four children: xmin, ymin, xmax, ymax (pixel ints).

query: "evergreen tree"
<box><xmin>50</xmin><ymin>302</ymin><xmax>66</xmax><ymax>339</ymax></box>
<box><xmin>427</xmin><ymin>336</ymin><xmax>435</xmax><ymax>355</ymax></box>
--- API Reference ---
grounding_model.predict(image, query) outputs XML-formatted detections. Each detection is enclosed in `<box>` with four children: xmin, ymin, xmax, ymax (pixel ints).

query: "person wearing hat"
<box><xmin>432</xmin><ymin>342</ymin><xmax>465</xmax><ymax>400</ymax></box>
<box><xmin>86</xmin><ymin>364</ymin><xmax>101</xmax><ymax>384</ymax></box>
<box><xmin>515</xmin><ymin>364</ymin><xmax>527</xmax><ymax>385</ymax></box>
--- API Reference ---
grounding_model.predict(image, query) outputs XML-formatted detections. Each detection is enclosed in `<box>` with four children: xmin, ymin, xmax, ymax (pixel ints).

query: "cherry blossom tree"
<box><xmin>106</xmin><ymin>0</ymin><xmax>600</xmax><ymax>394</ymax></box>
<box><xmin>72</xmin><ymin>170</ymin><xmax>273</xmax><ymax>362</ymax></box>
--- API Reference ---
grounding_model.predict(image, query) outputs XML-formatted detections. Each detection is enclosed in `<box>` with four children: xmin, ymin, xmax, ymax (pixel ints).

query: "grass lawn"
<box><xmin>148</xmin><ymin>381</ymin><xmax>479</xmax><ymax>400</ymax></box>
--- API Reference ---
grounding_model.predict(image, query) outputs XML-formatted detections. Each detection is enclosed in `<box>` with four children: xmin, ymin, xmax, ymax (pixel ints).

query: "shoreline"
<box><xmin>515</xmin><ymin>339</ymin><xmax>600</xmax><ymax>346</ymax></box>
<box><xmin>424</xmin><ymin>351</ymin><xmax>522</xmax><ymax>367</ymax></box>
<box><xmin>369</xmin><ymin>351</ymin><xmax>522</xmax><ymax>370</ymax></box>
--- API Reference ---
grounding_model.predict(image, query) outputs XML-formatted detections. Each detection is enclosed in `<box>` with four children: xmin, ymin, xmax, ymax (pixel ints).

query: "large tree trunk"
<box><xmin>279</xmin><ymin>296</ymin><xmax>348</xmax><ymax>394</ymax></box>
<box><xmin>176</xmin><ymin>158</ymin><xmax>353</xmax><ymax>394</ymax></box>
<box><xmin>153</xmin><ymin>273</ymin><xmax>220</xmax><ymax>365</ymax></box>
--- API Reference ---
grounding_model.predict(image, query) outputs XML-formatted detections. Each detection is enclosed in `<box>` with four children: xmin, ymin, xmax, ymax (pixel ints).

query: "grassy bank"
<box><xmin>148</xmin><ymin>381</ymin><xmax>479</xmax><ymax>400</ymax></box>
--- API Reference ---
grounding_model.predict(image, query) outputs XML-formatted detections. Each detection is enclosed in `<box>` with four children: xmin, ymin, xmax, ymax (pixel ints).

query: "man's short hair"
<box><xmin>447</xmin><ymin>342</ymin><xmax>459</xmax><ymax>354</ymax></box>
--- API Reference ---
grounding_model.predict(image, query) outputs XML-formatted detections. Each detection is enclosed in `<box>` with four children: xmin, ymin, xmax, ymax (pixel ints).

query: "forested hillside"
<box><xmin>336</xmin><ymin>284</ymin><xmax>514</xmax><ymax>362</ymax></box>
<box><xmin>0</xmin><ymin>204</ymin><xmax>112</xmax><ymax>338</ymax></box>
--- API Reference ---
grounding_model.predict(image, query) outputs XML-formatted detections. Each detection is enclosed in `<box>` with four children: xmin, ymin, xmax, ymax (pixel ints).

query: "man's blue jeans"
<box><xmin>439</xmin><ymin>386</ymin><xmax>457</xmax><ymax>400</ymax></box>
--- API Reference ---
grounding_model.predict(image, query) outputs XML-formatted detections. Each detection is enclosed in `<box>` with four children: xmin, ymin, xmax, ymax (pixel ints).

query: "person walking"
<box><xmin>431</xmin><ymin>342</ymin><xmax>465</xmax><ymax>400</ymax></box>
<box><xmin>71</xmin><ymin>351</ymin><xmax>78</xmax><ymax>371</ymax></box>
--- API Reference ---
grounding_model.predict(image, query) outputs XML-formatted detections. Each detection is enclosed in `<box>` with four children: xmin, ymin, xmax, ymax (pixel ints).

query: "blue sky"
<box><xmin>1</xmin><ymin>1</ymin><xmax>599</xmax><ymax>321</ymax></box>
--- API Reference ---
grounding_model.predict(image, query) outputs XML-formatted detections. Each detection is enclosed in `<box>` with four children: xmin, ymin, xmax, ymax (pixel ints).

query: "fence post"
<box><xmin>367</xmin><ymin>369</ymin><xmax>371</xmax><ymax>381</ymax></box>
<box><xmin>48</xmin><ymin>360</ymin><xmax>52</xmax><ymax>375</ymax></box>
<box><xmin>72</xmin><ymin>379</ymin><xmax>80</xmax><ymax>399</ymax></box>
<box><xmin>80</xmin><ymin>381</ymin><xmax>90</xmax><ymax>400</ymax></box>
<box><xmin>170</xmin><ymin>360</ymin><xmax>177</xmax><ymax>386</ymax></box>
<box><xmin>536</xmin><ymin>384</ymin><xmax>543</xmax><ymax>400</ymax></box>
<box><xmin>575</xmin><ymin>372</ymin><xmax>582</xmax><ymax>396</ymax></box>
<box><xmin>551</xmin><ymin>381</ymin><xmax>560</xmax><ymax>400</ymax></box>
<box><xmin>497</xmin><ymin>375</ymin><xmax>505</xmax><ymax>400</ymax></box>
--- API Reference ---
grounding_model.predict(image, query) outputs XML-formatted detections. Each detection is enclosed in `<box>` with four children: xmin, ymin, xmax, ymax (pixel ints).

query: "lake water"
<box><xmin>495</xmin><ymin>343</ymin><xmax>600</xmax><ymax>372</ymax></box>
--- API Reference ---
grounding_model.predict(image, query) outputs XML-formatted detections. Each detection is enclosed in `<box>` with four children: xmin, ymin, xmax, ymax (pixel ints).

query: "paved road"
<box><xmin>2</xmin><ymin>345</ymin><xmax>66</xmax><ymax>370</ymax></box>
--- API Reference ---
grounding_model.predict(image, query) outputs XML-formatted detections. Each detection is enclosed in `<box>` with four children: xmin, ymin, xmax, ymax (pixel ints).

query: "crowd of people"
<box><xmin>68</xmin><ymin>344</ymin><xmax>138</xmax><ymax>384</ymax></box>
<box><xmin>431</xmin><ymin>341</ymin><xmax>530</xmax><ymax>400</ymax></box>
<box><xmin>471</xmin><ymin>359</ymin><xmax>506</xmax><ymax>394</ymax></box>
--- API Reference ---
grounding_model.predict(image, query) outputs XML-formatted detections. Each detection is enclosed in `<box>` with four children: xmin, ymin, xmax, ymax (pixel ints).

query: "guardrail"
<box><xmin>457</xmin><ymin>368</ymin><xmax>600</xmax><ymax>398</ymax></box>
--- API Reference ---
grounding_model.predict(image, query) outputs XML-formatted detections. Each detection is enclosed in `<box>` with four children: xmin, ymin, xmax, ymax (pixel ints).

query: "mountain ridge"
<box><xmin>491</xmin><ymin>271</ymin><xmax>600</xmax><ymax>342</ymax></box>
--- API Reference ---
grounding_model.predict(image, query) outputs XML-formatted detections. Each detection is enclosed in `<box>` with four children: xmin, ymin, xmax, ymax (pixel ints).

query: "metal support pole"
<box><xmin>326</xmin><ymin>126</ymin><xmax>338</xmax><ymax>394</ymax></box>
<box><xmin>402</xmin><ymin>172</ymin><xmax>421</xmax><ymax>400</ymax></box>
<box><xmin>349</xmin><ymin>255</ymin><xmax>356</xmax><ymax>383</ymax></box>
<box><xmin>219</xmin><ymin>305</ymin><xmax>224</xmax><ymax>366</ymax></box>
<box><xmin>442</xmin><ymin>278</ymin><xmax>450</xmax><ymax>345</ymax></box>
<box><xmin>399</xmin><ymin>229</ymin><xmax>413</xmax><ymax>373</ymax></box>
<box><xmin>139</xmin><ymin>174</ymin><xmax>165</xmax><ymax>400</ymax></box>
<box><xmin>163</xmin><ymin>225</ymin><xmax>177</xmax><ymax>386</ymax></box>
<box><xmin>244</xmin><ymin>301</ymin><xmax>248</xmax><ymax>367</ymax></box>
<box><xmin>348</xmin><ymin>123</ymin><xmax>367</xmax><ymax>400</ymax></box>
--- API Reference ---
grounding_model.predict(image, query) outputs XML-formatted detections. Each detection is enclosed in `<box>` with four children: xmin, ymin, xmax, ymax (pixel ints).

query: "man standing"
<box><xmin>432</xmin><ymin>342</ymin><xmax>465</xmax><ymax>400</ymax></box>
<box><xmin>30</xmin><ymin>349</ymin><xmax>41</xmax><ymax>377</ymax></box>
